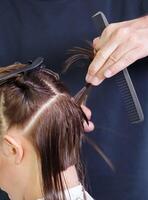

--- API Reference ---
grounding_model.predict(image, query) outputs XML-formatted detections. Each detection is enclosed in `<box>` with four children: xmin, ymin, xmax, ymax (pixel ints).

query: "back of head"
<box><xmin>0</xmin><ymin>61</ymin><xmax>86</xmax><ymax>200</ymax></box>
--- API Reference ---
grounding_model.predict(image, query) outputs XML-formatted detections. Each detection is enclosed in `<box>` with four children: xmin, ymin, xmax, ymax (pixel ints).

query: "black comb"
<box><xmin>0</xmin><ymin>57</ymin><xmax>44</xmax><ymax>86</ymax></box>
<box><xmin>92</xmin><ymin>12</ymin><xmax>144</xmax><ymax>124</ymax></box>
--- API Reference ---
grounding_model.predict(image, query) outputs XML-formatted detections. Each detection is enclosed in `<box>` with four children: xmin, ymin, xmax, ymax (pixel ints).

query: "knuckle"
<box><xmin>109</xmin><ymin>23</ymin><xmax>117</xmax><ymax>30</ymax></box>
<box><xmin>115</xmin><ymin>27</ymin><xmax>130</xmax><ymax>38</ymax></box>
<box><xmin>129</xmin><ymin>34</ymin><xmax>139</xmax><ymax>45</ymax></box>
<box><xmin>88</xmin><ymin>65</ymin><xmax>97</xmax><ymax>75</ymax></box>
<box><xmin>109</xmin><ymin>54</ymin><xmax>118</xmax><ymax>63</ymax></box>
<box><xmin>103</xmin><ymin>26</ymin><xmax>111</xmax><ymax>37</ymax></box>
<box><xmin>95</xmin><ymin>52</ymin><xmax>102</xmax><ymax>59</ymax></box>
<box><xmin>93</xmin><ymin>43</ymin><xmax>99</xmax><ymax>51</ymax></box>
<box><xmin>93</xmin><ymin>37</ymin><xmax>99</xmax><ymax>47</ymax></box>
<box><xmin>96</xmin><ymin>51</ymin><xmax>106</xmax><ymax>60</ymax></box>
<box><xmin>93</xmin><ymin>41</ymin><xmax>97</xmax><ymax>49</ymax></box>
<box><xmin>106</xmin><ymin>23</ymin><xmax>116</xmax><ymax>33</ymax></box>
<box><xmin>122</xmin><ymin>27</ymin><xmax>130</xmax><ymax>35</ymax></box>
<box><xmin>123</xmin><ymin>55</ymin><xmax>133</xmax><ymax>65</ymax></box>
<box><xmin>110</xmin><ymin>65</ymin><xmax>118</xmax><ymax>74</ymax></box>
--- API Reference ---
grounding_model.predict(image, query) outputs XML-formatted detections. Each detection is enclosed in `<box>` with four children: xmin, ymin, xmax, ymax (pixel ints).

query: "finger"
<box><xmin>94</xmin><ymin>41</ymin><xmax>136</xmax><ymax>83</ymax></box>
<box><xmin>93</xmin><ymin>23</ymin><xmax>120</xmax><ymax>51</ymax></box>
<box><xmin>86</xmin><ymin>36</ymin><xmax>120</xmax><ymax>84</ymax></box>
<box><xmin>81</xmin><ymin>105</ymin><xmax>92</xmax><ymax>120</ymax></box>
<box><xmin>93</xmin><ymin>37</ymin><xmax>101</xmax><ymax>51</ymax></box>
<box><xmin>83</xmin><ymin>121</ymin><xmax>95</xmax><ymax>133</ymax></box>
<box><xmin>104</xmin><ymin>47</ymin><xmax>141</xmax><ymax>78</ymax></box>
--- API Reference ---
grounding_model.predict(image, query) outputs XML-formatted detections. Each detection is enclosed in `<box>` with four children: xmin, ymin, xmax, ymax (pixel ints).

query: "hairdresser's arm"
<box><xmin>86</xmin><ymin>16</ymin><xmax>148</xmax><ymax>85</ymax></box>
<box><xmin>81</xmin><ymin>105</ymin><xmax>95</xmax><ymax>132</ymax></box>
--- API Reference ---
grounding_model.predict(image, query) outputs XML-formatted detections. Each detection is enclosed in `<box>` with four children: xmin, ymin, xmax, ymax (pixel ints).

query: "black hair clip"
<box><xmin>0</xmin><ymin>57</ymin><xmax>44</xmax><ymax>86</ymax></box>
<box><xmin>22</xmin><ymin>58</ymin><xmax>60</xmax><ymax>80</ymax></box>
<box><xmin>40</xmin><ymin>67</ymin><xmax>60</xmax><ymax>80</ymax></box>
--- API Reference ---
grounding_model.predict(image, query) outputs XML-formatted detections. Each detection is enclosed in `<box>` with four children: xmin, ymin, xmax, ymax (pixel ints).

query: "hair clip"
<box><xmin>0</xmin><ymin>57</ymin><xmax>44</xmax><ymax>86</ymax></box>
<box><xmin>40</xmin><ymin>67</ymin><xmax>60</xmax><ymax>80</ymax></box>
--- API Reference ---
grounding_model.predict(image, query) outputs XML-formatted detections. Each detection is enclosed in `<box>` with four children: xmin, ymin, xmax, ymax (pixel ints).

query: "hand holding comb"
<box><xmin>71</xmin><ymin>12</ymin><xmax>144</xmax><ymax>124</ymax></box>
<box><xmin>92</xmin><ymin>12</ymin><xmax>144</xmax><ymax>124</ymax></box>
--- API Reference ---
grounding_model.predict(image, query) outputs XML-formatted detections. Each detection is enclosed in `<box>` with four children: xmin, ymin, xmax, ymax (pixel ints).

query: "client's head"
<box><xmin>0</xmin><ymin>60</ymin><xmax>86</xmax><ymax>200</ymax></box>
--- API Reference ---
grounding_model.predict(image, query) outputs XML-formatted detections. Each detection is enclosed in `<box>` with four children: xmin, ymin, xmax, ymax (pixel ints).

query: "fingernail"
<box><xmin>91</xmin><ymin>77</ymin><xmax>103</xmax><ymax>86</ymax></box>
<box><xmin>104</xmin><ymin>69</ymin><xmax>112</xmax><ymax>78</ymax></box>
<box><xmin>86</xmin><ymin>74</ymin><xmax>93</xmax><ymax>83</ymax></box>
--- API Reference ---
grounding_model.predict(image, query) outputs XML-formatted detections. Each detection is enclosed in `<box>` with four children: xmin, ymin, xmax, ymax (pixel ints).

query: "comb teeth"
<box><xmin>115</xmin><ymin>69</ymin><xmax>144</xmax><ymax>124</ymax></box>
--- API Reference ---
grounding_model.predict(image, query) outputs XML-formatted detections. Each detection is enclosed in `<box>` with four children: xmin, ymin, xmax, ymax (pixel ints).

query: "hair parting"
<box><xmin>0</xmin><ymin>61</ymin><xmax>88</xmax><ymax>200</ymax></box>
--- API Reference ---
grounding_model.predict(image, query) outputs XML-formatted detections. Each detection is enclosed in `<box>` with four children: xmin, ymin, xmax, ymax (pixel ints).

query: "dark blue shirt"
<box><xmin>0</xmin><ymin>0</ymin><xmax>148</xmax><ymax>199</ymax></box>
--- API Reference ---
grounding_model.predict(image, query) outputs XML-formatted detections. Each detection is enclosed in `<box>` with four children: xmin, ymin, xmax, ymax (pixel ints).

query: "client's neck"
<box><xmin>24</xmin><ymin>165</ymin><xmax>80</xmax><ymax>200</ymax></box>
<box><xmin>61</xmin><ymin>165</ymin><xmax>80</xmax><ymax>189</ymax></box>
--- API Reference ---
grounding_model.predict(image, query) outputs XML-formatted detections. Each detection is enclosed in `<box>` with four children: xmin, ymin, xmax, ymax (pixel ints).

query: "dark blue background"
<box><xmin>0</xmin><ymin>0</ymin><xmax>148</xmax><ymax>199</ymax></box>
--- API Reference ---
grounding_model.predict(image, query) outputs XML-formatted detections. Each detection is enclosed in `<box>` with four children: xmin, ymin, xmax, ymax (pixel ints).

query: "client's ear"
<box><xmin>3</xmin><ymin>135</ymin><xmax>24</xmax><ymax>164</ymax></box>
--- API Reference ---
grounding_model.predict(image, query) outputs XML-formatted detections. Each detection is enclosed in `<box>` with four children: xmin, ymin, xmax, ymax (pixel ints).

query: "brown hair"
<box><xmin>0</xmin><ymin>62</ymin><xmax>87</xmax><ymax>200</ymax></box>
<box><xmin>64</xmin><ymin>43</ymin><xmax>115</xmax><ymax>172</ymax></box>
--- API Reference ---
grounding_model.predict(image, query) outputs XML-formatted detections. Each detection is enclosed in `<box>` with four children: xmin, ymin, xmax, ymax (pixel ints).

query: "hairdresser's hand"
<box><xmin>81</xmin><ymin>105</ymin><xmax>95</xmax><ymax>132</ymax></box>
<box><xmin>86</xmin><ymin>16</ymin><xmax>148</xmax><ymax>85</ymax></box>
